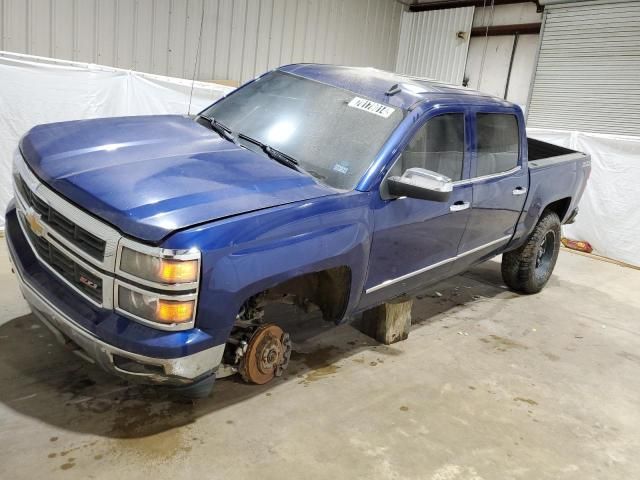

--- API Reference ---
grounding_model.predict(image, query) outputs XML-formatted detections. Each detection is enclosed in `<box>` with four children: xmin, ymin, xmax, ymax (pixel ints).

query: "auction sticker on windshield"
<box><xmin>348</xmin><ymin>97</ymin><xmax>395</xmax><ymax>118</ymax></box>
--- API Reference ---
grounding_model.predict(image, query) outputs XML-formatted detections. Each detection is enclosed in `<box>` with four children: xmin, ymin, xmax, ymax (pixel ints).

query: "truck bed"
<box><xmin>506</xmin><ymin>137</ymin><xmax>590</xmax><ymax>249</ymax></box>
<box><xmin>527</xmin><ymin>138</ymin><xmax>587</xmax><ymax>168</ymax></box>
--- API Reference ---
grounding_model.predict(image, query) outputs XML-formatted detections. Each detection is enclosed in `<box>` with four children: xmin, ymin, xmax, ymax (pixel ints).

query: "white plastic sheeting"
<box><xmin>528</xmin><ymin>128</ymin><xmax>640</xmax><ymax>267</ymax></box>
<box><xmin>0</xmin><ymin>52</ymin><xmax>234</xmax><ymax>230</ymax></box>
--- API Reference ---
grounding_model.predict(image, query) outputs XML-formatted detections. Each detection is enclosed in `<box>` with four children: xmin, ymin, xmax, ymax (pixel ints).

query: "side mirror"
<box><xmin>387</xmin><ymin>168</ymin><xmax>453</xmax><ymax>202</ymax></box>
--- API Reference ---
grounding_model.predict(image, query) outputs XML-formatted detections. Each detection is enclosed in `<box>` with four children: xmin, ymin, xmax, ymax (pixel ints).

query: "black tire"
<box><xmin>501</xmin><ymin>211</ymin><xmax>561</xmax><ymax>294</ymax></box>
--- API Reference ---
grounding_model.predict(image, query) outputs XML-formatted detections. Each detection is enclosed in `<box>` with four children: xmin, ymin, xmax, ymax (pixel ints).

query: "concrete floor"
<box><xmin>1</xmin><ymin>241</ymin><xmax>639</xmax><ymax>480</ymax></box>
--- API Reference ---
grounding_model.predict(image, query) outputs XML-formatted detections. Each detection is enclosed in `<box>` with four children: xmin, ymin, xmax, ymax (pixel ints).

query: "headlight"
<box><xmin>115</xmin><ymin>240</ymin><xmax>200</xmax><ymax>330</ymax></box>
<box><xmin>117</xmin><ymin>285</ymin><xmax>195</xmax><ymax>325</ymax></box>
<box><xmin>119</xmin><ymin>246</ymin><xmax>199</xmax><ymax>284</ymax></box>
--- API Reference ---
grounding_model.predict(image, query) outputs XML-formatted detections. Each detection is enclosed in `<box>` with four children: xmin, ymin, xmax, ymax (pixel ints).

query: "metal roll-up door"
<box><xmin>527</xmin><ymin>0</ymin><xmax>640</xmax><ymax>136</ymax></box>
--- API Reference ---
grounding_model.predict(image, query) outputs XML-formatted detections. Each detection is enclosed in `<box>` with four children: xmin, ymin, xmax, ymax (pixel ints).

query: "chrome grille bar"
<box><xmin>14</xmin><ymin>204</ymin><xmax>114</xmax><ymax>308</ymax></box>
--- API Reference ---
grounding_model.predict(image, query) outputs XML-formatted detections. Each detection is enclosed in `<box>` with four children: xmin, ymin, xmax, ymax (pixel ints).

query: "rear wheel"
<box><xmin>501</xmin><ymin>212</ymin><xmax>561</xmax><ymax>294</ymax></box>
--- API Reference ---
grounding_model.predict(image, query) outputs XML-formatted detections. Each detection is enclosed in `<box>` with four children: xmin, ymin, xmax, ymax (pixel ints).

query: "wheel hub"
<box><xmin>536</xmin><ymin>231</ymin><xmax>555</xmax><ymax>270</ymax></box>
<box><xmin>536</xmin><ymin>243</ymin><xmax>546</xmax><ymax>267</ymax></box>
<box><xmin>239</xmin><ymin>324</ymin><xmax>292</xmax><ymax>384</ymax></box>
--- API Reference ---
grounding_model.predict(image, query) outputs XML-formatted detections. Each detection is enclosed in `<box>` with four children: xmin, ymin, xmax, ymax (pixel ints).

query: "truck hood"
<box><xmin>20</xmin><ymin>115</ymin><xmax>336</xmax><ymax>243</ymax></box>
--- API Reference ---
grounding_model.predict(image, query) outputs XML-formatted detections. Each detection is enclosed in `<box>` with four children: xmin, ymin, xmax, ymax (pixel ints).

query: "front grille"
<box><xmin>22</xmin><ymin>216</ymin><xmax>103</xmax><ymax>303</ymax></box>
<box><xmin>15</xmin><ymin>174</ymin><xmax>106</xmax><ymax>260</ymax></box>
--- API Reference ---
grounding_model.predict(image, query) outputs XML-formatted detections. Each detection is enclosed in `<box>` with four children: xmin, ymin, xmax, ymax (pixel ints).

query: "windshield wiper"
<box><xmin>237</xmin><ymin>133</ymin><xmax>304</xmax><ymax>174</ymax></box>
<box><xmin>200</xmin><ymin>115</ymin><xmax>236</xmax><ymax>143</ymax></box>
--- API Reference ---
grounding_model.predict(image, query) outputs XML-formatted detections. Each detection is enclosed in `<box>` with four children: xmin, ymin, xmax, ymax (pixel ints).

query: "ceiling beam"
<box><xmin>408</xmin><ymin>0</ymin><xmax>537</xmax><ymax>12</ymax></box>
<box><xmin>470</xmin><ymin>22</ymin><xmax>542</xmax><ymax>36</ymax></box>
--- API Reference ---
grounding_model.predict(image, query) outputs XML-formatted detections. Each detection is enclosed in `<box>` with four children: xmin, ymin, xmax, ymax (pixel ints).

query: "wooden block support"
<box><xmin>356</xmin><ymin>297</ymin><xmax>413</xmax><ymax>345</ymax></box>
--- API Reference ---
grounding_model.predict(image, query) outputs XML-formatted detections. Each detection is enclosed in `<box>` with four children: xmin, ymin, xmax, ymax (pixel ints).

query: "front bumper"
<box><xmin>12</xmin><ymin>259</ymin><xmax>222</xmax><ymax>385</ymax></box>
<box><xmin>6</xmin><ymin>206</ymin><xmax>224</xmax><ymax>386</ymax></box>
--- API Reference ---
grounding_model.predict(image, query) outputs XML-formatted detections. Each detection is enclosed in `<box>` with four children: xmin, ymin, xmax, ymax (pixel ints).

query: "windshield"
<box><xmin>200</xmin><ymin>71</ymin><xmax>404</xmax><ymax>189</ymax></box>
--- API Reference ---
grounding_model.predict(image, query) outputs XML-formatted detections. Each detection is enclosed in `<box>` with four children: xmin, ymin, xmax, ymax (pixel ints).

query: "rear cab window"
<box><xmin>475</xmin><ymin>113</ymin><xmax>520</xmax><ymax>177</ymax></box>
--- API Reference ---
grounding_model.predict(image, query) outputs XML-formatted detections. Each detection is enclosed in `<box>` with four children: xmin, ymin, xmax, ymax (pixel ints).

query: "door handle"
<box><xmin>512</xmin><ymin>187</ymin><xmax>527</xmax><ymax>196</ymax></box>
<box><xmin>450</xmin><ymin>201</ymin><xmax>470</xmax><ymax>212</ymax></box>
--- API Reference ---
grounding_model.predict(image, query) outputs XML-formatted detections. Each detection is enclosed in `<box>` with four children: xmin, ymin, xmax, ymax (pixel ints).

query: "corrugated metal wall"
<box><xmin>527</xmin><ymin>0</ymin><xmax>640</xmax><ymax>136</ymax></box>
<box><xmin>0</xmin><ymin>0</ymin><xmax>403</xmax><ymax>84</ymax></box>
<box><xmin>395</xmin><ymin>7</ymin><xmax>474</xmax><ymax>84</ymax></box>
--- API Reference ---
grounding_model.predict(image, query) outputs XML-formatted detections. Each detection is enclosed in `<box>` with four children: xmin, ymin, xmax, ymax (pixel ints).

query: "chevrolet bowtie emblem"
<box><xmin>25</xmin><ymin>207</ymin><xmax>45</xmax><ymax>238</ymax></box>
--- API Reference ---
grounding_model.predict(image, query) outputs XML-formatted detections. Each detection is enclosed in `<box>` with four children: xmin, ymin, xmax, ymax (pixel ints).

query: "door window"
<box><xmin>475</xmin><ymin>113</ymin><xmax>519</xmax><ymax>177</ymax></box>
<box><xmin>389</xmin><ymin>113</ymin><xmax>465</xmax><ymax>181</ymax></box>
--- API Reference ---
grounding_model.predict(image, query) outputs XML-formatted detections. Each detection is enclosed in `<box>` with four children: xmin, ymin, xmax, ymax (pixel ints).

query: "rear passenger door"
<box><xmin>454</xmin><ymin>112</ymin><xmax>528</xmax><ymax>270</ymax></box>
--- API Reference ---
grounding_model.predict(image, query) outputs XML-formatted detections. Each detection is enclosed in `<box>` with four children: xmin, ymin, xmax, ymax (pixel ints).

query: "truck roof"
<box><xmin>278</xmin><ymin>63</ymin><xmax>515</xmax><ymax>112</ymax></box>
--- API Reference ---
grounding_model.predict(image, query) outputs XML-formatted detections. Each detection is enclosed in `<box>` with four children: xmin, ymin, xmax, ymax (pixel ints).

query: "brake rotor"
<box><xmin>239</xmin><ymin>324</ymin><xmax>292</xmax><ymax>385</ymax></box>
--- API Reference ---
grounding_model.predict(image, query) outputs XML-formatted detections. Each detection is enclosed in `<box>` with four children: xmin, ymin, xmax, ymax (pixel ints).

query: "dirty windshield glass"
<box><xmin>201</xmin><ymin>71</ymin><xmax>404</xmax><ymax>189</ymax></box>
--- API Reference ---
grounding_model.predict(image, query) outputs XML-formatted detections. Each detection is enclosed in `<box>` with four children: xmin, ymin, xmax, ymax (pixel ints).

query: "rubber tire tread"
<box><xmin>501</xmin><ymin>212</ymin><xmax>561</xmax><ymax>294</ymax></box>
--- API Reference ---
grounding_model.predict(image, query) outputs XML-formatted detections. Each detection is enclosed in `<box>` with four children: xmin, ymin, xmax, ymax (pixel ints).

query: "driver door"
<box><xmin>362</xmin><ymin>112</ymin><xmax>472</xmax><ymax>307</ymax></box>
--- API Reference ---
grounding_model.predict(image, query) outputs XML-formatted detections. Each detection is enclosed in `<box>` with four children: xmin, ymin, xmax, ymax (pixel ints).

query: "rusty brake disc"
<box><xmin>239</xmin><ymin>323</ymin><xmax>291</xmax><ymax>385</ymax></box>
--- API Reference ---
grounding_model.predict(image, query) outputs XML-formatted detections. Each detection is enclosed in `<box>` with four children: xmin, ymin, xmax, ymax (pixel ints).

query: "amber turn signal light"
<box><xmin>156</xmin><ymin>299</ymin><xmax>195</xmax><ymax>324</ymax></box>
<box><xmin>159</xmin><ymin>259</ymin><xmax>198</xmax><ymax>284</ymax></box>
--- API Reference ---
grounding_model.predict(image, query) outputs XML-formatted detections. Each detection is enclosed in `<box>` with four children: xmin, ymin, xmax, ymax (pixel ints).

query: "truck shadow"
<box><xmin>0</xmin><ymin>260</ymin><xmax>513</xmax><ymax>440</ymax></box>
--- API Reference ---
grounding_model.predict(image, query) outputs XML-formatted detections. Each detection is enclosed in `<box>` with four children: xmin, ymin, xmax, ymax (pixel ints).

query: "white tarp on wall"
<box><xmin>0</xmin><ymin>51</ymin><xmax>233</xmax><ymax>230</ymax></box>
<box><xmin>528</xmin><ymin>128</ymin><xmax>640</xmax><ymax>268</ymax></box>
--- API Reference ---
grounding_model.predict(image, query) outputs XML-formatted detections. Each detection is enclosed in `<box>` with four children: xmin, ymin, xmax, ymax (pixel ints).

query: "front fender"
<box><xmin>162</xmin><ymin>191</ymin><xmax>373</xmax><ymax>346</ymax></box>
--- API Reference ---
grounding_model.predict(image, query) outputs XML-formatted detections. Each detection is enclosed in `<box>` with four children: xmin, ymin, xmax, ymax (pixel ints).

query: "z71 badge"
<box><xmin>79</xmin><ymin>275</ymin><xmax>99</xmax><ymax>290</ymax></box>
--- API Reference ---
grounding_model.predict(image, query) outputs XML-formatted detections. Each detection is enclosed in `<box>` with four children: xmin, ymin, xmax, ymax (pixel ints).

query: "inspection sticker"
<box><xmin>348</xmin><ymin>97</ymin><xmax>395</xmax><ymax>118</ymax></box>
<box><xmin>333</xmin><ymin>164</ymin><xmax>349</xmax><ymax>174</ymax></box>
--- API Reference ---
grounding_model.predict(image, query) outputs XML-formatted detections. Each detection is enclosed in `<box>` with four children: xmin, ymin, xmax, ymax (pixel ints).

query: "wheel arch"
<box><xmin>542</xmin><ymin>197</ymin><xmax>572</xmax><ymax>223</ymax></box>
<box><xmin>509</xmin><ymin>194</ymin><xmax>572</xmax><ymax>252</ymax></box>
<box><xmin>246</xmin><ymin>265</ymin><xmax>353</xmax><ymax>323</ymax></box>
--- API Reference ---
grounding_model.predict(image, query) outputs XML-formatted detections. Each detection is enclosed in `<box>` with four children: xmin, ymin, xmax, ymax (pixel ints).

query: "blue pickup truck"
<box><xmin>6</xmin><ymin>64</ymin><xmax>590</xmax><ymax>395</ymax></box>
